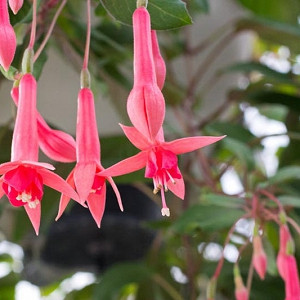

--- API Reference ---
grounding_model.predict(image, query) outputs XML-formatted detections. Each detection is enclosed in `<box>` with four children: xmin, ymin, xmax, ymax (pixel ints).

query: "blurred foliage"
<box><xmin>0</xmin><ymin>0</ymin><xmax>300</xmax><ymax>299</ymax></box>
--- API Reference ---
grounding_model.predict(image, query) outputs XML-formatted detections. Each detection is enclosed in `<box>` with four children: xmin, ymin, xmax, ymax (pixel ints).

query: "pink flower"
<box><xmin>0</xmin><ymin>74</ymin><xmax>79</xmax><ymax>234</ymax></box>
<box><xmin>101</xmin><ymin>125</ymin><xmax>224</xmax><ymax>216</ymax></box>
<box><xmin>11</xmin><ymin>86</ymin><xmax>76</xmax><ymax>163</ymax></box>
<box><xmin>0</xmin><ymin>0</ymin><xmax>16</xmax><ymax>71</ymax></box>
<box><xmin>56</xmin><ymin>87</ymin><xmax>122</xmax><ymax>227</ymax></box>
<box><xmin>151</xmin><ymin>30</ymin><xmax>166</xmax><ymax>90</ymax></box>
<box><xmin>252</xmin><ymin>235</ymin><xmax>267</xmax><ymax>280</ymax></box>
<box><xmin>8</xmin><ymin>0</ymin><xmax>23</xmax><ymax>14</ymax></box>
<box><xmin>277</xmin><ymin>224</ymin><xmax>300</xmax><ymax>300</ymax></box>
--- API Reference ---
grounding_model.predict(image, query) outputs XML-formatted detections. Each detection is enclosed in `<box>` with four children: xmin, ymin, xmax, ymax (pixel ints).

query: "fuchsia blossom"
<box><xmin>11</xmin><ymin>86</ymin><xmax>76</xmax><ymax>163</ymax></box>
<box><xmin>0</xmin><ymin>0</ymin><xmax>16</xmax><ymax>71</ymax></box>
<box><xmin>252</xmin><ymin>235</ymin><xmax>267</xmax><ymax>280</ymax></box>
<box><xmin>0</xmin><ymin>73</ymin><xmax>78</xmax><ymax>234</ymax></box>
<box><xmin>56</xmin><ymin>86</ymin><xmax>123</xmax><ymax>227</ymax></box>
<box><xmin>277</xmin><ymin>224</ymin><xmax>300</xmax><ymax>300</ymax></box>
<box><xmin>8</xmin><ymin>0</ymin><xmax>23</xmax><ymax>14</ymax></box>
<box><xmin>100</xmin><ymin>7</ymin><xmax>224</xmax><ymax>216</ymax></box>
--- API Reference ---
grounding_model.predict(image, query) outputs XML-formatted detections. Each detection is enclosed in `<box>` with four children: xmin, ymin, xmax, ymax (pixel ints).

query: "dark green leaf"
<box><xmin>259</xmin><ymin>166</ymin><xmax>300</xmax><ymax>188</ymax></box>
<box><xmin>206</xmin><ymin>122</ymin><xmax>256</xmax><ymax>144</ymax></box>
<box><xmin>277</xmin><ymin>195</ymin><xmax>300</xmax><ymax>207</ymax></box>
<box><xmin>246</xmin><ymin>91</ymin><xmax>300</xmax><ymax>113</ymax></box>
<box><xmin>223</xmin><ymin>62</ymin><xmax>296</xmax><ymax>85</ymax></box>
<box><xmin>235</xmin><ymin>0</ymin><xmax>300</xmax><ymax>24</ymax></box>
<box><xmin>201</xmin><ymin>193</ymin><xmax>245</xmax><ymax>208</ymax></box>
<box><xmin>99</xmin><ymin>0</ymin><xmax>192</xmax><ymax>30</ymax></box>
<box><xmin>235</xmin><ymin>17</ymin><xmax>300</xmax><ymax>52</ymax></box>
<box><xmin>222</xmin><ymin>137</ymin><xmax>255</xmax><ymax>170</ymax></box>
<box><xmin>93</xmin><ymin>262</ymin><xmax>153</xmax><ymax>299</ymax></box>
<box><xmin>172</xmin><ymin>205</ymin><xmax>245</xmax><ymax>233</ymax></box>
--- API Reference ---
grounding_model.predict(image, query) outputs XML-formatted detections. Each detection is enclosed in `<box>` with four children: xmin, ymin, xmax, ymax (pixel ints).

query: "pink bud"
<box><xmin>253</xmin><ymin>235</ymin><xmax>267</xmax><ymax>280</ymax></box>
<box><xmin>8</xmin><ymin>0</ymin><xmax>23</xmax><ymax>14</ymax></box>
<box><xmin>234</xmin><ymin>277</ymin><xmax>249</xmax><ymax>300</ymax></box>
<box><xmin>0</xmin><ymin>0</ymin><xmax>17</xmax><ymax>71</ymax></box>
<box><xmin>151</xmin><ymin>30</ymin><xmax>166</xmax><ymax>89</ymax></box>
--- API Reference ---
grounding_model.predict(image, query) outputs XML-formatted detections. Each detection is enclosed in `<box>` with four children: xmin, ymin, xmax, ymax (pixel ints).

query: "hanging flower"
<box><xmin>56</xmin><ymin>87</ymin><xmax>123</xmax><ymax>227</ymax></box>
<box><xmin>0</xmin><ymin>0</ymin><xmax>16</xmax><ymax>71</ymax></box>
<box><xmin>0</xmin><ymin>73</ymin><xmax>79</xmax><ymax>234</ymax></box>
<box><xmin>234</xmin><ymin>265</ymin><xmax>249</xmax><ymax>300</ymax></box>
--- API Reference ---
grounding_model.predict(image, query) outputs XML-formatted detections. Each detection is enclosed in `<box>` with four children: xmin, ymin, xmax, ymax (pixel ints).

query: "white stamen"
<box><xmin>161</xmin><ymin>207</ymin><xmax>170</xmax><ymax>217</ymax></box>
<box><xmin>28</xmin><ymin>199</ymin><xmax>39</xmax><ymax>209</ymax></box>
<box><xmin>16</xmin><ymin>192</ymin><xmax>32</xmax><ymax>203</ymax></box>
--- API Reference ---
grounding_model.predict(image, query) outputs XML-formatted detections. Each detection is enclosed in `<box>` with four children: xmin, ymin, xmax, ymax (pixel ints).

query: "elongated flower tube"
<box><xmin>56</xmin><ymin>86</ymin><xmax>123</xmax><ymax>227</ymax></box>
<box><xmin>11</xmin><ymin>86</ymin><xmax>76</xmax><ymax>162</ymax></box>
<box><xmin>0</xmin><ymin>0</ymin><xmax>16</xmax><ymax>71</ymax></box>
<box><xmin>151</xmin><ymin>30</ymin><xmax>166</xmax><ymax>90</ymax></box>
<box><xmin>8</xmin><ymin>0</ymin><xmax>23</xmax><ymax>14</ymax></box>
<box><xmin>0</xmin><ymin>73</ymin><xmax>79</xmax><ymax>234</ymax></box>
<box><xmin>277</xmin><ymin>224</ymin><xmax>300</xmax><ymax>300</ymax></box>
<box><xmin>100</xmin><ymin>125</ymin><xmax>224</xmax><ymax>216</ymax></box>
<box><xmin>127</xmin><ymin>7</ymin><xmax>165</xmax><ymax>141</ymax></box>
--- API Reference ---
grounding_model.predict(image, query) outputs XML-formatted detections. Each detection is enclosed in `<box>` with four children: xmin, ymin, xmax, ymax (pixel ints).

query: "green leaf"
<box><xmin>235</xmin><ymin>0</ymin><xmax>300</xmax><ymax>24</ymax></box>
<box><xmin>93</xmin><ymin>262</ymin><xmax>153</xmax><ymax>299</ymax></box>
<box><xmin>235</xmin><ymin>17</ymin><xmax>300</xmax><ymax>52</ymax></box>
<box><xmin>99</xmin><ymin>0</ymin><xmax>192</xmax><ymax>30</ymax></box>
<box><xmin>223</xmin><ymin>62</ymin><xmax>296</xmax><ymax>85</ymax></box>
<box><xmin>277</xmin><ymin>195</ymin><xmax>300</xmax><ymax>207</ymax></box>
<box><xmin>246</xmin><ymin>91</ymin><xmax>300</xmax><ymax>113</ymax></box>
<box><xmin>201</xmin><ymin>193</ymin><xmax>245</xmax><ymax>208</ymax></box>
<box><xmin>206</xmin><ymin>122</ymin><xmax>256</xmax><ymax>144</ymax></box>
<box><xmin>172</xmin><ymin>205</ymin><xmax>245</xmax><ymax>233</ymax></box>
<box><xmin>222</xmin><ymin>137</ymin><xmax>255</xmax><ymax>170</ymax></box>
<box><xmin>259</xmin><ymin>166</ymin><xmax>300</xmax><ymax>188</ymax></box>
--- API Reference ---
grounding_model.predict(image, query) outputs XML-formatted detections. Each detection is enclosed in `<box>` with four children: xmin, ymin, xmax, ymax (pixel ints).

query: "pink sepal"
<box><xmin>120</xmin><ymin>124</ymin><xmax>150</xmax><ymax>150</ymax></box>
<box><xmin>24</xmin><ymin>203</ymin><xmax>41</xmax><ymax>235</ymax></box>
<box><xmin>87</xmin><ymin>184</ymin><xmax>106</xmax><ymax>228</ymax></box>
<box><xmin>100</xmin><ymin>151</ymin><xmax>148</xmax><ymax>177</ymax></box>
<box><xmin>163</xmin><ymin>135</ymin><xmax>226</xmax><ymax>155</ymax></box>
<box><xmin>38</xmin><ymin>168</ymin><xmax>79</xmax><ymax>202</ymax></box>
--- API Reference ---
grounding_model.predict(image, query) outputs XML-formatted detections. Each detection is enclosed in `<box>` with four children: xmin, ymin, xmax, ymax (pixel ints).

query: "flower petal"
<box><xmin>74</xmin><ymin>162</ymin><xmax>96</xmax><ymax>203</ymax></box>
<box><xmin>87</xmin><ymin>184</ymin><xmax>106</xmax><ymax>228</ymax></box>
<box><xmin>24</xmin><ymin>203</ymin><xmax>41</xmax><ymax>235</ymax></box>
<box><xmin>99</xmin><ymin>151</ymin><xmax>148</xmax><ymax>177</ymax></box>
<box><xmin>56</xmin><ymin>169</ymin><xmax>75</xmax><ymax>220</ymax></box>
<box><xmin>167</xmin><ymin>176</ymin><xmax>185</xmax><ymax>200</ymax></box>
<box><xmin>0</xmin><ymin>161</ymin><xmax>20</xmax><ymax>175</ymax></box>
<box><xmin>120</xmin><ymin>124</ymin><xmax>150</xmax><ymax>150</ymax></box>
<box><xmin>106</xmin><ymin>176</ymin><xmax>123</xmax><ymax>211</ymax></box>
<box><xmin>38</xmin><ymin>168</ymin><xmax>79</xmax><ymax>202</ymax></box>
<box><xmin>163</xmin><ymin>136</ymin><xmax>226</xmax><ymax>155</ymax></box>
<box><xmin>0</xmin><ymin>177</ymin><xmax>5</xmax><ymax>199</ymax></box>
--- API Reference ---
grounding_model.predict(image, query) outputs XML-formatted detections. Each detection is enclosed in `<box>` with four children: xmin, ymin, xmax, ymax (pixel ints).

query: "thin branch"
<box><xmin>28</xmin><ymin>0</ymin><xmax>38</xmax><ymax>49</ymax></box>
<box><xmin>287</xmin><ymin>216</ymin><xmax>300</xmax><ymax>235</ymax></box>
<box><xmin>152</xmin><ymin>274</ymin><xmax>183</xmax><ymax>300</ymax></box>
<box><xmin>34</xmin><ymin>0</ymin><xmax>68</xmax><ymax>62</ymax></box>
